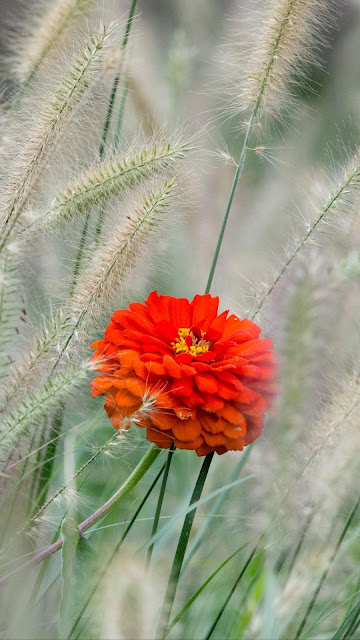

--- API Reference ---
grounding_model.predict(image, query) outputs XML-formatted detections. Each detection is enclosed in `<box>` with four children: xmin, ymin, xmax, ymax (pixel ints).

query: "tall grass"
<box><xmin>0</xmin><ymin>1</ymin><xmax>359</xmax><ymax>639</ymax></box>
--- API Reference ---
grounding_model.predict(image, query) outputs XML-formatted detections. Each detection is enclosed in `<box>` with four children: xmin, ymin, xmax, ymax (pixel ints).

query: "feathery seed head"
<box><xmin>10</xmin><ymin>0</ymin><xmax>95</xmax><ymax>83</ymax></box>
<box><xmin>70</xmin><ymin>178</ymin><xmax>177</xmax><ymax>323</ymax></box>
<box><xmin>0</xmin><ymin>310</ymin><xmax>74</xmax><ymax>411</ymax></box>
<box><xmin>0</xmin><ymin>23</ymin><xmax>115</xmax><ymax>249</ymax></box>
<box><xmin>248</xmin><ymin>146</ymin><xmax>360</xmax><ymax>321</ymax></box>
<box><xmin>21</xmin><ymin>139</ymin><xmax>191</xmax><ymax>236</ymax></box>
<box><xmin>226</xmin><ymin>0</ymin><xmax>334</xmax><ymax>123</ymax></box>
<box><xmin>0</xmin><ymin>361</ymin><xmax>91</xmax><ymax>462</ymax></box>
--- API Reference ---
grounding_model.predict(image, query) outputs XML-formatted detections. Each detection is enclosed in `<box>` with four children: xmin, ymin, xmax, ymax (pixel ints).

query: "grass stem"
<box><xmin>146</xmin><ymin>444</ymin><xmax>175</xmax><ymax>569</ymax></box>
<box><xmin>156</xmin><ymin>452</ymin><xmax>214</xmax><ymax>639</ymax></box>
<box><xmin>0</xmin><ymin>443</ymin><xmax>161</xmax><ymax>586</ymax></box>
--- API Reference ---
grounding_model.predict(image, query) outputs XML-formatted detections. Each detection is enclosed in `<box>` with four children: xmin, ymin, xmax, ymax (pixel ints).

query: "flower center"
<box><xmin>171</xmin><ymin>327</ymin><xmax>210</xmax><ymax>356</ymax></box>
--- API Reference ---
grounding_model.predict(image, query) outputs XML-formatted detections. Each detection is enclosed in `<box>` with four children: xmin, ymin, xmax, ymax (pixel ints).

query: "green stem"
<box><xmin>36</xmin><ymin>1</ymin><xmax>139</xmax><ymax>507</ymax></box>
<box><xmin>94</xmin><ymin>0</ymin><xmax>137</xmax><ymax>243</ymax></box>
<box><xmin>156</xmin><ymin>452</ymin><xmax>214</xmax><ymax>639</ymax></box>
<box><xmin>69</xmin><ymin>214</ymin><xmax>90</xmax><ymax>297</ymax></box>
<box><xmin>204</xmin><ymin>543</ymin><xmax>259</xmax><ymax>640</ymax></box>
<box><xmin>98</xmin><ymin>75</ymin><xmax>120</xmax><ymax>160</ymax></box>
<box><xmin>331</xmin><ymin>599</ymin><xmax>360</xmax><ymax>640</ymax></box>
<box><xmin>113</xmin><ymin>73</ymin><xmax>129</xmax><ymax>151</ymax></box>
<box><xmin>146</xmin><ymin>445</ymin><xmax>175</xmax><ymax>569</ymax></box>
<box><xmin>99</xmin><ymin>0</ymin><xmax>137</xmax><ymax>159</ymax></box>
<box><xmin>205</xmin><ymin>108</ymin><xmax>257</xmax><ymax>295</ymax></box>
<box><xmin>35</xmin><ymin>403</ymin><xmax>65</xmax><ymax>509</ymax></box>
<box><xmin>294</xmin><ymin>496</ymin><xmax>360</xmax><ymax>640</ymax></box>
<box><xmin>68</xmin><ymin>459</ymin><xmax>166</xmax><ymax>639</ymax></box>
<box><xmin>183</xmin><ymin>444</ymin><xmax>252</xmax><ymax>571</ymax></box>
<box><xmin>0</xmin><ymin>444</ymin><xmax>161</xmax><ymax>586</ymax></box>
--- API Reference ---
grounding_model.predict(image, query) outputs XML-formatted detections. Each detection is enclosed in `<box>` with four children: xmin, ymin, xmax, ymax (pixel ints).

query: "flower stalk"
<box><xmin>156</xmin><ymin>452</ymin><xmax>214</xmax><ymax>639</ymax></box>
<box><xmin>0</xmin><ymin>443</ymin><xmax>161</xmax><ymax>586</ymax></box>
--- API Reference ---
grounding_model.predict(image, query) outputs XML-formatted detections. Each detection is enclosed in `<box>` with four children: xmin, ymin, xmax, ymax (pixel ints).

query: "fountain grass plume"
<box><xmin>0</xmin><ymin>360</ymin><xmax>91</xmax><ymax>463</ymax></box>
<box><xmin>225</xmin><ymin>0</ymin><xmax>334</xmax><ymax>124</ymax></box>
<box><xmin>0</xmin><ymin>310</ymin><xmax>74</xmax><ymax>412</ymax></box>
<box><xmin>0</xmin><ymin>23</ymin><xmax>114</xmax><ymax>252</ymax></box>
<box><xmin>249</xmin><ymin>146</ymin><xmax>360</xmax><ymax>321</ymax></box>
<box><xmin>70</xmin><ymin>178</ymin><xmax>177</xmax><ymax>327</ymax></box>
<box><xmin>20</xmin><ymin>138</ymin><xmax>191</xmax><ymax>237</ymax></box>
<box><xmin>6</xmin><ymin>0</ymin><xmax>95</xmax><ymax>85</ymax></box>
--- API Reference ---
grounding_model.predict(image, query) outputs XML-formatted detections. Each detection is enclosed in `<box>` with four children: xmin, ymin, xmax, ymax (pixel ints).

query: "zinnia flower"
<box><xmin>91</xmin><ymin>291</ymin><xmax>275</xmax><ymax>456</ymax></box>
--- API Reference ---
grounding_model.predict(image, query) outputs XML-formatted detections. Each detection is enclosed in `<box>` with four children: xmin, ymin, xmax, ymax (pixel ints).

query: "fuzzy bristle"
<box><xmin>0</xmin><ymin>24</ymin><xmax>113</xmax><ymax>252</ymax></box>
<box><xmin>0</xmin><ymin>361</ymin><xmax>90</xmax><ymax>462</ymax></box>
<box><xmin>11</xmin><ymin>0</ymin><xmax>95</xmax><ymax>83</ymax></box>
<box><xmin>0</xmin><ymin>309</ymin><xmax>74</xmax><ymax>412</ymax></box>
<box><xmin>70</xmin><ymin>178</ymin><xmax>176</xmax><ymax>324</ymax></box>
<box><xmin>227</xmin><ymin>0</ymin><xmax>333</xmax><ymax>121</ymax></box>
<box><xmin>21</xmin><ymin>139</ymin><xmax>191</xmax><ymax>236</ymax></box>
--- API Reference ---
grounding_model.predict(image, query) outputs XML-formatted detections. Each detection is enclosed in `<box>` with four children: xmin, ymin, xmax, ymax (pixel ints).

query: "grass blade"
<box><xmin>156</xmin><ymin>453</ymin><xmax>214</xmax><ymax>639</ymax></box>
<box><xmin>167</xmin><ymin>543</ymin><xmax>249</xmax><ymax>635</ymax></box>
<box><xmin>139</xmin><ymin>472</ymin><xmax>256</xmax><ymax>555</ymax></box>
<box><xmin>183</xmin><ymin>445</ymin><xmax>253</xmax><ymax>571</ymax></box>
<box><xmin>146</xmin><ymin>444</ymin><xmax>175</xmax><ymax>569</ymax></box>
<box><xmin>68</xmin><ymin>460</ymin><xmax>166</xmax><ymax>638</ymax></box>
<box><xmin>204</xmin><ymin>543</ymin><xmax>259</xmax><ymax>640</ymax></box>
<box><xmin>294</xmin><ymin>496</ymin><xmax>360</xmax><ymax>639</ymax></box>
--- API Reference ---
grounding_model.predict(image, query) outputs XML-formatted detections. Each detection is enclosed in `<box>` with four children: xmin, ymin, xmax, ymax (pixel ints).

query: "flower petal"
<box><xmin>172</xmin><ymin>417</ymin><xmax>202</xmax><ymax>442</ymax></box>
<box><xmin>195</xmin><ymin>373</ymin><xmax>219</xmax><ymax>394</ymax></box>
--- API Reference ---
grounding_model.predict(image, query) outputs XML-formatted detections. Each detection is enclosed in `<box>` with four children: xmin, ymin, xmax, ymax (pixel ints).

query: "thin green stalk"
<box><xmin>331</xmin><ymin>599</ymin><xmax>360</xmax><ymax>640</ymax></box>
<box><xmin>69</xmin><ymin>214</ymin><xmax>90</xmax><ymax>298</ymax></box>
<box><xmin>139</xmin><ymin>473</ymin><xmax>255</xmax><ymax>553</ymax></box>
<box><xmin>68</xmin><ymin>460</ymin><xmax>166</xmax><ymax>638</ymax></box>
<box><xmin>294</xmin><ymin>496</ymin><xmax>360</xmax><ymax>640</ymax></box>
<box><xmin>301</xmin><ymin>577</ymin><xmax>360</xmax><ymax>638</ymax></box>
<box><xmin>167</xmin><ymin>543</ymin><xmax>249</xmax><ymax>635</ymax></box>
<box><xmin>156</xmin><ymin>452</ymin><xmax>214</xmax><ymax>639</ymax></box>
<box><xmin>183</xmin><ymin>444</ymin><xmax>253</xmax><ymax>571</ymax></box>
<box><xmin>346</xmin><ymin>610</ymin><xmax>360</xmax><ymax>639</ymax></box>
<box><xmin>98</xmin><ymin>75</ymin><xmax>120</xmax><ymax>160</ymax></box>
<box><xmin>226</xmin><ymin>562</ymin><xmax>264</xmax><ymax>640</ymax></box>
<box><xmin>113</xmin><ymin>72</ymin><xmax>129</xmax><ymax>151</ymax></box>
<box><xmin>284</xmin><ymin>504</ymin><xmax>314</xmax><ymax>584</ymax></box>
<box><xmin>346</xmin><ymin>574</ymin><xmax>360</xmax><ymax>617</ymax></box>
<box><xmin>99</xmin><ymin>0</ymin><xmax>136</xmax><ymax>158</ymax></box>
<box><xmin>38</xmin><ymin>1</ymin><xmax>138</xmax><ymax>502</ymax></box>
<box><xmin>94</xmin><ymin>0</ymin><xmax>137</xmax><ymax>242</ymax></box>
<box><xmin>35</xmin><ymin>403</ymin><xmax>65</xmax><ymax>509</ymax></box>
<box><xmin>205</xmin><ymin>108</ymin><xmax>257</xmax><ymax>294</ymax></box>
<box><xmin>0</xmin><ymin>443</ymin><xmax>161</xmax><ymax>586</ymax></box>
<box><xmin>204</xmin><ymin>543</ymin><xmax>259</xmax><ymax>640</ymax></box>
<box><xmin>146</xmin><ymin>444</ymin><xmax>175</xmax><ymax>569</ymax></box>
<box><xmin>73</xmin><ymin>0</ymin><xmax>137</xmax><ymax>283</ymax></box>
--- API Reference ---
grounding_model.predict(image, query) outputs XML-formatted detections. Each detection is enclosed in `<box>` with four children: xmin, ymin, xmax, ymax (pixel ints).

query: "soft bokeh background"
<box><xmin>0</xmin><ymin>1</ymin><xmax>360</xmax><ymax>639</ymax></box>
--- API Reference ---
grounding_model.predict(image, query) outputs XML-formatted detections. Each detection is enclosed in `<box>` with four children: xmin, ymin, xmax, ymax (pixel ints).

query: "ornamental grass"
<box><xmin>0</xmin><ymin>1</ymin><xmax>359</xmax><ymax>639</ymax></box>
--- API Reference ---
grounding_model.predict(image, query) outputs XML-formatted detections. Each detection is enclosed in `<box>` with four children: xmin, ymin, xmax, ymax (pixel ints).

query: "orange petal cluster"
<box><xmin>90</xmin><ymin>291</ymin><xmax>275</xmax><ymax>456</ymax></box>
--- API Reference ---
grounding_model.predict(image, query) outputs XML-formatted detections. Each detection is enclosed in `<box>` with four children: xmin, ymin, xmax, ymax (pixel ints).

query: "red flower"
<box><xmin>90</xmin><ymin>291</ymin><xmax>275</xmax><ymax>456</ymax></box>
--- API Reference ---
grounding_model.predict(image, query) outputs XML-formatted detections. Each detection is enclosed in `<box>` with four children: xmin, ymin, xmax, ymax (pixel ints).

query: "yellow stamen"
<box><xmin>171</xmin><ymin>327</ymin><xmax>210</xmax><ymax>356</ymax></box>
